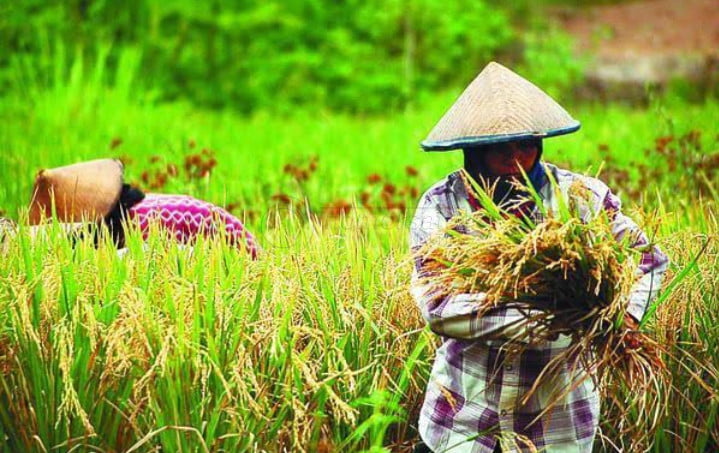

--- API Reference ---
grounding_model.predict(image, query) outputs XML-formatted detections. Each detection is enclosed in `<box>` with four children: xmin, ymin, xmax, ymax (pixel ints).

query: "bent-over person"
<box><xmin>24</xmin><ymin>158</ymin><xmax>258</xmax><ymax>258</ymax></box>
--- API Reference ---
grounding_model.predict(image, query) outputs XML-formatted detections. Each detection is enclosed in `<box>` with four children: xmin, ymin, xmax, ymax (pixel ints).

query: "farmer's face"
<box><xmin>481</xmin><ymin>140</ymin><xmax>539</xmax><ymax>177</ymax></box>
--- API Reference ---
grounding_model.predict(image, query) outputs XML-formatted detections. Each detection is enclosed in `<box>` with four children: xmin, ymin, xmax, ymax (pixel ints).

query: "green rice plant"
<box><xmin>0</xmin><ymin>192</ymin><xmax>716</xmax><ymax>452</ymax></box>
<box><xmin>600</xmin><ymin>205</ymin><xmax>719</xmax><ymax>452</ymax></box>
<box><xmin>1</xmin><ymin>54</ymin><xmax>718</xmax><ymax>230</ymax></box>
<box><xmin>0</xmin><ymin>213</ymin><xmax>429</xmax><ymax>452</ymax></box>
<box><xmin>0</xmin><ymin>59</ymin><xmax>718</xmax><ymax>451</ymax></box>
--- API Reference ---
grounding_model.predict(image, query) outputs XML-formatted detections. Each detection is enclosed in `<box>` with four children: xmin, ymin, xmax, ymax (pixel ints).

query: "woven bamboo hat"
<box><xmin>29</xmin><ymin>159</ymin><xmax>124</xmax><ymax>224</ymax></box>
<box><xmin>421</xmin><ymin>62</ymin><xmax>580</xmax><ymax>151</ymax></box>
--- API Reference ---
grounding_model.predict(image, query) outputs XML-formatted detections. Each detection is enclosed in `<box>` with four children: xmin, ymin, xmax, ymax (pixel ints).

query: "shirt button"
<box><xmin>500</xmin><ymin>410</ymin><xmax>508</xmax><ymax>416</ymax></box>
<box><xmin>505</xmin><ymin>365</ymin><xmax>513</xmax><ymax>371</ymax></box>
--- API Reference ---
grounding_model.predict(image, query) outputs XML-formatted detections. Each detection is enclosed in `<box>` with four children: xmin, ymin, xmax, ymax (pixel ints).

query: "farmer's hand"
<box><xmin>622</xmin><ymin>313</ymin><xmax>639</xmax><ymax>331</ymax></box>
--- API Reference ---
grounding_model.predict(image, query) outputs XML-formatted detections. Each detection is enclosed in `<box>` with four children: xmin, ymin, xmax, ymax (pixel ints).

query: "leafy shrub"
<box><xmin>1</xmin><ymin>0</ymin><xmax>519</xmax><ymax>113</ymax></box>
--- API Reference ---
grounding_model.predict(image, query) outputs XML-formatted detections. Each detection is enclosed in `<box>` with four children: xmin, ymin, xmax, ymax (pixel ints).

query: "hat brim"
<box><xmin>421</xmin><ymin>123</ymin><xmax>581</xmax><ymax>151</ymax></box>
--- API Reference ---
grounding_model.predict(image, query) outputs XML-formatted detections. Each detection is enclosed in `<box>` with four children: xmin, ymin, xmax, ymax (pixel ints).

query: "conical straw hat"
<box><xmin>421</xmin><ymin>62</ymin><xmax>580</xmax><ymax>151</ymax></box>
<box><xmin>29</xmin><ymin>159</ymin><xmax>124</xmax><ymax>224</ymax></box>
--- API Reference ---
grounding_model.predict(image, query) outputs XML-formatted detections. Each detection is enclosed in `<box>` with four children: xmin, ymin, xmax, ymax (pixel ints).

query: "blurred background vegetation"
<box><xmin>0</xmin><ymin>0</ymin><xmax>716</xmax><ymax>224</ymax></box>
<box><xmin>1</xmin><ymin>0</ymin><xmax>587</xmax><ymax>114</ymax></box>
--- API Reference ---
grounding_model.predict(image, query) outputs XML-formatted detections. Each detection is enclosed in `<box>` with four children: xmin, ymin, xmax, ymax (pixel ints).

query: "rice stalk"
<box><xmin>0</xmin><ymin>211</ymin><xmax>425</xmax><ymax>452</ymax></box>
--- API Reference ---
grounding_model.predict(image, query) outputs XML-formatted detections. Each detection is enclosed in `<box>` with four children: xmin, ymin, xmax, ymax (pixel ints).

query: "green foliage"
<box><xmin>1</xmin><ymin>0</ymin><xmax>519</xmax><ymax>113</ymax></box>
<box><xmin>1</xmin><ymin>79</ymin><xmax>717</xmax><ymax>232</ymax></box>
<box><xmin>518</xmin><ymin>22</ymin><xmax>587</xmax><ymax>99</ymax></box>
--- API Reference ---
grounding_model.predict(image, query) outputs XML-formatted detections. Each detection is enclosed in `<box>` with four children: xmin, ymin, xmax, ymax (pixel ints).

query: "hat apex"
<box><xmin>422</xmin><ymin>61</ymin><xmax>580</xmax><ymax>151</ymax></box>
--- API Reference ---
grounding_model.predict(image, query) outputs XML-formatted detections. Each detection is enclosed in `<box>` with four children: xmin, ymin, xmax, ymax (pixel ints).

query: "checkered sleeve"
<box><xmin>409</xmin><ymin>191</ymin><xmax>541</xmax><ymax>341</ymax></box>
<box><xmin>603</xmin><ymin>190</ymin><xmax>669</xmax><ymax>322</ymax></box>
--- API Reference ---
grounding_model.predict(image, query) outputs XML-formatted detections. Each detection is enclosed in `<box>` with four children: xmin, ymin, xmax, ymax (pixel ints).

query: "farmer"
<box><xmin>409</xmin><ymin>62</ymin><xmax>668</xmax><ymax>452</ymax></box>
<box><xmin>24</xmin><ymin>158</ymin><xmax>259</xmax><ymax>258</ymax></box>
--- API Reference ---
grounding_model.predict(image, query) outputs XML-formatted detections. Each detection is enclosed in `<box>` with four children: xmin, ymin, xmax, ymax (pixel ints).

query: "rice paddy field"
<box><xmin>0</xmin><ymin>67</ymin><xmax>718</xmax><ymax>452</ymax></box>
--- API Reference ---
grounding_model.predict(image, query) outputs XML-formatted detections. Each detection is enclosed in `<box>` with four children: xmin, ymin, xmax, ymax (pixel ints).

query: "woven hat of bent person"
<box><xmin>421</xmin><ymin>61</ymin><xmax>580</xmax><ymax>151</ymax></box>
<box><xmin>29</xmin><ymin>159</ymin><xmax>124</xmax><ymax>225</ymax></box>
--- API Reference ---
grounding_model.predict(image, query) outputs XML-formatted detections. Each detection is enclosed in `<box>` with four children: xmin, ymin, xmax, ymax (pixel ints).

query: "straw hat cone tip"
<box><xmin>422</xmin><ymin>61</ymin><xmax>580</xmax><ymax>151</ymax></box>
<box><xmin>29</xmin><ymin>158</ymin><xmax>125</xmax><ymax>224</ymax></box>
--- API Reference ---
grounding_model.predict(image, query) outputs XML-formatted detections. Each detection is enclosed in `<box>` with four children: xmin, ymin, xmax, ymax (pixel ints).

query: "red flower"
<box><xmin>109</xmin><ymin>137</ymin><xmax>123</xmax><ymax>150</ymax></box>
<box><xmin>271</xmin><ymin>193</ymin><xmax>292</xmax><ymax>204</ymax></box>
<box><xmin>325</xmin><ymin>200</ymin><xmax>352</xmax><ymax>218</ymax></box>
<box><xmin>367</xmin><ymin>173</ymin><xmax>382</xmax><ymax>184</ymax></box>
<box><xmin>382</xmin><ymin>183</ymin><xmax>396</xmax><ymax>195</ymax></box>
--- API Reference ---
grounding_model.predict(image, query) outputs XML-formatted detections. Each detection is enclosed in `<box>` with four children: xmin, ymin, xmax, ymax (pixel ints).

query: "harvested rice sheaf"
<box><xmin>418</xmin><ymin>177</ymin><xmax>640</xmax><ymax>341</ymax></box>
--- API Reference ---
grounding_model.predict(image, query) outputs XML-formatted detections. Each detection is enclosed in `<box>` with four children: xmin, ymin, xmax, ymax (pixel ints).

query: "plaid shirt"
<box><xmin>409</xmin><ymin>164</ymin><xmax>669</xmax><ymax>453</ymax></box>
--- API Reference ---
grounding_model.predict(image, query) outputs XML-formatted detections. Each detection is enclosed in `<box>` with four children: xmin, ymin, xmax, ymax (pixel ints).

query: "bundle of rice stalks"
<box><xmin>419</xmin><ymin>170</ymin><xmax>648</xmax><ymax>341</ymax></box>
<box><xmin>415</xmin><ymin>169</ymin><xmax>673</xmax><ymax>448</ymax></box>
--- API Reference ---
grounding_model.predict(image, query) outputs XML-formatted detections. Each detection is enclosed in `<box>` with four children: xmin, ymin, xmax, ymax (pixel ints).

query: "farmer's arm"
<box><xmin>409</xmin><ymin>276</ymin><xmax>535</xmax><ymax>341</ymax></box>
<box><xmin>603</xmin><ymin>190</ymin><xmax>670</xmax><ymax>322</ymax></box>
<box><xmin>409</xmin><ymin>193</ymin><xmax>537</xmax><ymax>341</ymax></box>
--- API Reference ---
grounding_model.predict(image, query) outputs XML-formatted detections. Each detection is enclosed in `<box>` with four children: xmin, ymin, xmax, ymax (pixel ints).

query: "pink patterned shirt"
<box><xmin>128</xmin><ymin>194</ymin><xmax>259</xmax><ymax>259</ymax></box>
